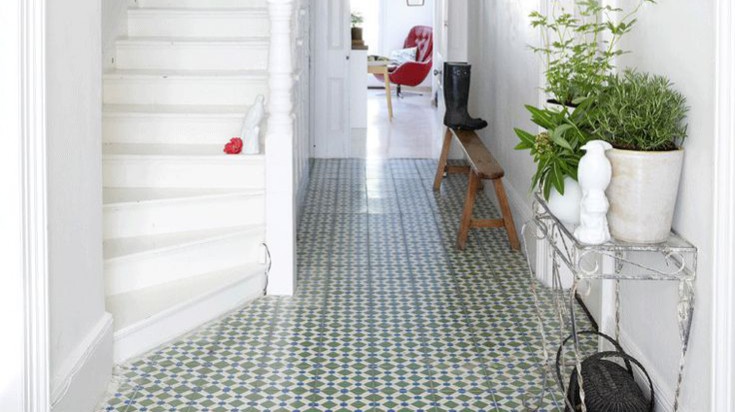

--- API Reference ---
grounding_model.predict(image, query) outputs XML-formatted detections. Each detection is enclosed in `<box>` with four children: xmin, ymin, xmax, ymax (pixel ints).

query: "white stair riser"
<box><xmin>116</xmin><ymin>42</ymin><xmax>268</xmax><ymax>71</ymax></box>
<box><xmin>128</xmin><ymin>11</ymin><xmax>269</xmax><ymax>38</ymax></box>
<box><xmin>103</xmin><ymin>157</ymin><xmax>264</xmax><ymax>188</ymax></box>
<box><xmin>103</xmin><ymin>76</ymin><xmax>268</xmax><ymax>106</ymax></box>
<box><xmin>103</xmin><ymin>113</ymin><xmax>243</xmax><ymax>144</ymax></box>
<box><xmin>112</xmin><ymin>273</ymin><xmax>265</xmax><ymax>363</ymax></box>
<box><xmin>104</xmin><ymin>194</ymin><xmax>265</xmax><ymax>239</ymax></box>
<box><xmin>105</xmin><ymin>232</ymin><xmax>264</xmax><ymax>295</ymax></box>
<box><xmin>138</xmin><ymin>0</ymin><xmax>267</xmax><ymax>8</ymax></box>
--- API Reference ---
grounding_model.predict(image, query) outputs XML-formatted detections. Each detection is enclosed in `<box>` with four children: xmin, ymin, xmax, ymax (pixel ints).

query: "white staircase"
<box><xmin>103</xmin><ymin>0</ymin><xmax>269</xmax><ymax>363</ymax></box>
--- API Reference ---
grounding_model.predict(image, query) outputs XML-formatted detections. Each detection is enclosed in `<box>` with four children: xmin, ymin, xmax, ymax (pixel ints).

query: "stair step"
<box><xmin>104</xmin><ymin>224</ymin><xmax>245</xmax><ymax>259</ymax></box>
<box><xmin>104</xmin><ymin>188</ymin><xmax>265</xmax><ymax>239</ymax></box>
<box><xmin>105</xmin><ymin>225</ymin><xmax>264</xmax><ymax>295</ymax></box>
<box><xmin>115</xmin><ymin>37</ymin><xmax>269</xmax><ymax>71</ymax></box>
<box><xmin>103</xmin><ymin>69</ymin><xmax>268</xmax><ymax>106</ymax></box>
<box><xmin>102</xmin><ymin>104</ymin><xmax>255</xmax><ymax>145</ymax></box>
<box><xmin>108</xmin><ymin>264</ymin><xmax>266</xmax><ymax>362</ymax></box>
<box><xmin>138</xmin><ymin>0</ymin><xmax>268</xmax><ymax>9</ymax></box>
<box><xmin>102</xmin><ymin>144</ymin><xmax>265</xmax><ymax>189</ymax></box>
<box><xmin>128</xmin><ymin>8</ymin><xmax>269</xmax><ymax>38</ymax></box>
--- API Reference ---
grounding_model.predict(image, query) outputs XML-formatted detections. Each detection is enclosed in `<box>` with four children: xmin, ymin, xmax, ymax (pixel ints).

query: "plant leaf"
<box><xmin>551</xmin><ymin>125</ymin><xmax>574</xmax><ymax>150</ymax></box>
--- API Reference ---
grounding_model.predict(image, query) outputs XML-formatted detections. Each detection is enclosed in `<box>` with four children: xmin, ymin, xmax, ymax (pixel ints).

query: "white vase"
<box><xmin>606</xmin><ymin>148</ymin><xmax>684</xmax><ymax>243</ymax></box>
<box><xmin>547</xmin><ymin>177</ymin><xmax>582</xmax><ymax>227</ymax></box>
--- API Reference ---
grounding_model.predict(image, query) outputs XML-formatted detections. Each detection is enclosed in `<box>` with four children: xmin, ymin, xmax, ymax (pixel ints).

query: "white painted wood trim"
<box><xmin>21</xmin><ymin>0</ymin><xmax>51</xmax><ymax>410</ymax></box>
<box><xmin>0</xmin><ymin>0</ymin><xmax>51</xmax><ymax>409</ymax></box>
<box><xmin>50</xmin><ymin>314</ymin><xmax>113</xmax><ymax>407</ymax></box>
<box><xmin>712</xmin><ymin>0</ymin><xmax>735</xmax><ymax>409</ymax></box>
<box><xmin>266</xmin><ymin>0</ymin><xmax>297</xmax><ymax>296</ymax></box>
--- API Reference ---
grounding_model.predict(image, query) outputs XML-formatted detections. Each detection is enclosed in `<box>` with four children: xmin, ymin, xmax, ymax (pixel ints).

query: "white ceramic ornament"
<box><xmin>574</xmin><ymin>140</ymin><xmax>613</xmax><ymax>245</ymax></box>
<box><xmin>243</xmin><ymin>126</ymin><xmax>260</xmax><ymax>154</ymax></box>
<box><xmin>241</xmin><ymin>95</ymin><xmax>265</xmax><ymax>155</ymax></box>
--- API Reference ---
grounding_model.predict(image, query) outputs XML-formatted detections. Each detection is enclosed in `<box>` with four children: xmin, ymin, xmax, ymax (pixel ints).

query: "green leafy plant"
<box><xmin>530</xmin><ymin>0</ymin><xmax>655</xmax><ymax>105</ymax></box>
<box><xmin>515</xmin><ymin>99</ymin><xmax>594</xmax><ymax>200</ymax></box>
<box><xmin>587</xmin><ymin>70</ymin><xmax>688</xmax><ymax>151</ymax></box>
<box><xmin>351</xmin><ymin>12</ymin><xmax>363</xmax><ymax>28</ymax></box>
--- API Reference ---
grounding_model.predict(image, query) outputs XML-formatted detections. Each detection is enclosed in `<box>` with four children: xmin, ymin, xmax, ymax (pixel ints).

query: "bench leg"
<box><xmin>493</xmin><ymin>179</ymin><xmax>520</xmax><ymax>251</ymax></box>
<box><xmin>433</xmin><ymin>128</ymin><xmax>453</xmax><ymax>191</ymax></box>
<box><xmin>457</xmin><ymin>171</ymin><xmax>480</xmax><ymax>250</ymax></box>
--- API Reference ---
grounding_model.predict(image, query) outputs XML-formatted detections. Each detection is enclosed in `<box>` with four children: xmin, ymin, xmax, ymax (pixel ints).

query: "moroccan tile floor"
<box><xmin>100</xmin><ymin>159</ymin><xmax>593</xmax><ymax>412</ymax></box>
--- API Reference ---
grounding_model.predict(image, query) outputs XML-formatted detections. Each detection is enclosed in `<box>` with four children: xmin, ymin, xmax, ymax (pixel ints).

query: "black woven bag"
<box><xmin>556</xmin><ymin>331</ymin><xmax>655</xmax><ymax>412</ymax></box>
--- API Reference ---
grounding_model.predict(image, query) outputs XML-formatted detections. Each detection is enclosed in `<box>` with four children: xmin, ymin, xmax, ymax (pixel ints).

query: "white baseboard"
<box><xmin>51</xmin><ymin>313</ymin><xmax>114</xmax><ymax>412</ymax></box>
<box><xmin>483</xmin><ymin>177</ymin><xmax>534</xmax><ymax>242</ymax></box>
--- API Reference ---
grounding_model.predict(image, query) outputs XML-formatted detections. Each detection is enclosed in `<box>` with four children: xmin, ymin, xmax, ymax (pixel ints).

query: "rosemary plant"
<box><xmin>587</xmin><ymin>70</ymin><xmax>689</xmax><ymax>151</ymax></box>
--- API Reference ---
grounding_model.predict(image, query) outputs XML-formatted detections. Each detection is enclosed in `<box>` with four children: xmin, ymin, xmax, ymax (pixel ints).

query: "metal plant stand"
<box><xmin>521</xmin><ymin>192</ymin><xmax>697</xmax><ymax>412</ymax></box>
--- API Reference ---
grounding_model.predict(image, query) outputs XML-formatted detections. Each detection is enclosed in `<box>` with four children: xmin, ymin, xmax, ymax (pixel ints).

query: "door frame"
<box><xmin>0</xmin><ymin>0</ymin><xmax>50</xmax><ymax>410</ymax></box>
<box><xmin>712</xmin><ymin>0</ymin><xmax>735</xmax><ymax>409</ymax></box>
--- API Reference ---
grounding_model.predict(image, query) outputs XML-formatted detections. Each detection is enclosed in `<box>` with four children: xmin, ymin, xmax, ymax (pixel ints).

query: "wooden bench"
<box><xmin>433</xmin><ymin>128</ymin><xmax>520</xmax><ymax>251</ymax></box>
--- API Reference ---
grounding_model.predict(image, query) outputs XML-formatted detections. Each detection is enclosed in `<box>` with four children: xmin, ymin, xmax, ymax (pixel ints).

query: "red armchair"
<box><xmin>374</xmin><ymin>25</ymin><xmax>433</xmax><ymax>96</ymax></box>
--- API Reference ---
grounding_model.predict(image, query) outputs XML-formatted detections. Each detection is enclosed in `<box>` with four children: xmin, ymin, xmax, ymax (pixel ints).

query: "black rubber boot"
<box><xmin>443</xmin><ymin>62</ymin><xmax>488</xmax><ymax>130</ymax></box>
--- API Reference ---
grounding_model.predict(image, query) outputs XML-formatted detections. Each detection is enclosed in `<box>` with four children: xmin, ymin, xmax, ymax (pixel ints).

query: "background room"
<box><xmin>345</xmin><ymin>0</ymin><xmax>437</xmax><ymax>158</ymax></box>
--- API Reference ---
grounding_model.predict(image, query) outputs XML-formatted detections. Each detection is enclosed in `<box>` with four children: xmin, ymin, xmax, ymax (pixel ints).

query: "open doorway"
<box><xmin>312</xmin><ymin>0</ymin><xmax>443</xmax><ymax>159</ymax></box>
<box><xmin>350</xmin><ymin>0</ymin><xmax>436</xmax><ymax>159</ymax></box>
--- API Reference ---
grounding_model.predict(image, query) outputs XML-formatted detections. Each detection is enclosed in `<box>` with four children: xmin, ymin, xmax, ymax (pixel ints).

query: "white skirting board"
<box><xmin>482</xmin><ymin>177</ymin><xmax>534</xmax><ymax>253</ymax></box>
<box><xmin>51</xmin><ymin>313</ymin><xmax>114</xmax><ymax>412</ymax></box>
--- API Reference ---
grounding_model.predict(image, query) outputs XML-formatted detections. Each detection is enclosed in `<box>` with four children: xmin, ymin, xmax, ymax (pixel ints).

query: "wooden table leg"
<box><xmin>383</xmin><ymin>69</ymin><xmax>393</xmax><ymax>121</ymax></box>
<box><xmin>433</xmin><ymin>128</ymin><xmax>453</xmax><ymax>191</ymax></box>
<box><xmin>457</xmin><ymin>171</ymin><xmax>480</xmax><ymax>250</ymax></box>
<box><xmin>493</xmin><ymin>179</ymin><xmax>520</xmax><ymax>250</ymax></box>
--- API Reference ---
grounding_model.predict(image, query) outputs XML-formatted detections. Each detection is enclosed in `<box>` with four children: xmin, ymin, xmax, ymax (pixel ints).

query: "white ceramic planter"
<box><xmin>606</xmin><ymin>148</ymin><xmax>684</xmax><ymax>243</ymax></box>
<box><xmin>547</xmin><ymin>177</ymin><xmax>582</xmax><ymax>227</ymax></box>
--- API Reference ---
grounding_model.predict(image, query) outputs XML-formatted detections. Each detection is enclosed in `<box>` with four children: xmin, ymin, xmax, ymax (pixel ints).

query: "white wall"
<box><xmin>295</xmin><ymin>0</ymin><xmax>312</xmax><ymax>221</ymax></box>
<box><xmin>614</xmin><ymin>1</ymin><xmax>715</xmax><ymax>410</ymax></box>
<box><xmin>466</xmin><ymin>0</ymin><xmax>540</xmax><ymax>228</ymax></box>
<box><xmin>47</xmin><ymin>0</ymin><xmax>113</xmax><ymax>410</ymax></box>
<box><xmin>467</xmin><ymin>1</ymin><xmax>716</xmax><ymax>410</ymax></box>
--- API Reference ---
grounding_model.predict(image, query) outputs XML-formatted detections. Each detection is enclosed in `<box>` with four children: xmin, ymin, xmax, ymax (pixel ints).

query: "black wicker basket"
<box><xmin>555</xmin><ymin>331</ymin><xmax>654</xmax><ymax>412</ymax></box>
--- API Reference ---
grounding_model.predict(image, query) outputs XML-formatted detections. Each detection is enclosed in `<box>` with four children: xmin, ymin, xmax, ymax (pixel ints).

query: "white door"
<box><xmin>312</xmin><ymin>0</ymin><xmax>351</xmax><ymax>158</ymax></box>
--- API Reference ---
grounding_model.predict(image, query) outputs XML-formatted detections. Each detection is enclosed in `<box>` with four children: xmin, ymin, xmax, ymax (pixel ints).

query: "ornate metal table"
<box><xmin>521</xmin><ymin>192</ymin><xmax>697</xmax><ymax>412</ymax></box>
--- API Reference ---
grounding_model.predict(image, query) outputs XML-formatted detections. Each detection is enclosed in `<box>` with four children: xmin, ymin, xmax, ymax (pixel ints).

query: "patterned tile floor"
<box><xmin>100</xmin><ymin>159</ymin><xmax>593</xmax><ymax>412</ymax></box>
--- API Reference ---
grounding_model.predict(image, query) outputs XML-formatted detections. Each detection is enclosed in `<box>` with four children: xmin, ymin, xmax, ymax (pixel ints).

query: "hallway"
<box><xmin>350</xmin><ymin>90</ymin><xmax>442</xmax><ymax>159</ymax></box>
<box><xmin>100</xmin><ymin>159</ymin><xmax>587</xmax><ymax>412</ymax></box>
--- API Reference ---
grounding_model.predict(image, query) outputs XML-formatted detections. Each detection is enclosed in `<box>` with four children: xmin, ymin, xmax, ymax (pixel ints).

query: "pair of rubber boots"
<box><xmin>443</xmin><ymin>62</ymin><xmax>488</xmax><ymax>131</ymax></box>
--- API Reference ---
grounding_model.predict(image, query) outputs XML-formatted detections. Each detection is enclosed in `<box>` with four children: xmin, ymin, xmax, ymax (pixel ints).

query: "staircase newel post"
<box><xmin>265</xmin><ymin>0</ymin><xmax>296</xmax><ymax>295</ymax></box>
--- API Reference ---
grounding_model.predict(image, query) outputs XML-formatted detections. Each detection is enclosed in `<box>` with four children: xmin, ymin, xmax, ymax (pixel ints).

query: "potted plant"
<box><xmin>514</xmin><ymin>99</ymin><xmax>594</xmax><ymax>225</ymax></box>
<box><xmin>587</xmin><ymin>70</ymin><xmax>689</xmax><ymax>243</ymax></box>
<box><xmin>351</xmin><ymin>12</ymin><xmax>364</xmax><ymax>47</ymax></box>
<box><xmin>516</xmin><ymin>0</ymin><xmax>655</xmax><ymax>226</ymax></box>
<box><xmin>530</xmin><ymin>0</ymin><xmax>654</xmax><ymax>106</ymax></box>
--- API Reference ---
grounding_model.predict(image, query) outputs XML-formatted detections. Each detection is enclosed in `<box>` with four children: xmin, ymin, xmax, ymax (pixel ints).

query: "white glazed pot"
<box><xmin>606</xmin><ymin>148</ymin><xmax>684</xmax><ymax>243</ymax></box>
<box><xmin>547</xmin><ymin>177</ymin><xmax>582</xmax><ymax>227</ymax></box>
